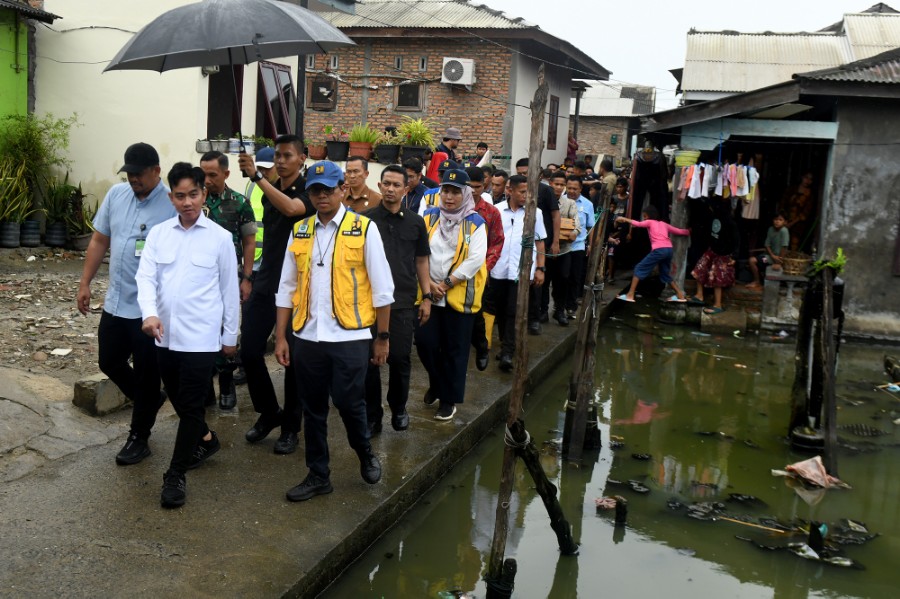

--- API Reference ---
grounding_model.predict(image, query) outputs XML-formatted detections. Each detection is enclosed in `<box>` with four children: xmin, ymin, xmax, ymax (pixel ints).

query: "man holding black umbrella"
<box><xmin>237</xmin><ymin>135</ymin><xmax>313</xmax><ymax>455</ymax></box>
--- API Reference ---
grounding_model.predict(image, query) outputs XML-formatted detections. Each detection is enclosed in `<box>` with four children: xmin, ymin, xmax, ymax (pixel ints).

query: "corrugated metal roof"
<box><xmin>798</xmin><ymin>46</ymin><xmax>900</xmax><ymax>83</ymax></box>
<box><xmin>682</xmin><ymin>33</ymin><xmax>848</xmax><ymax>92</ymax></box>
<box><xmin>0</xmin><ymin>0</ymin><xmax>60</xmax><ymax>23</ymax></box>
<box><xmin>321</xmin><ymin>0</ymin><xmax>534</xmax><ymax>30</ymax></box>
<box><xmin>844</xmin><ymin>13</ymin><xmax>900</xmax><ymax>59</ymax></box>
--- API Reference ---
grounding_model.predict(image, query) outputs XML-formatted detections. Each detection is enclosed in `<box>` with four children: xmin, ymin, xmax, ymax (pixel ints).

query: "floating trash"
<box><xmin>837</xmin><ymin>423</ymin><xmax>889</xmax><ymax>437</ymax></box>
<box><xmin>696</xmin><ymin>431</ymin><xmax>735</xmax><ymax>440</ymax></box>
<box><xmin>631</xmin><ymin>453</ymin><xmax>651</xmax><ymax>461</ymax></box>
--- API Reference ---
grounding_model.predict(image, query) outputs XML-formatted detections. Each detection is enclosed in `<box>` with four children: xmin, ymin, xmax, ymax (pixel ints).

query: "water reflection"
<box><xmin>325</xmin><ymin>319</ymin><xmax>899</xmax><ymax>599</ymax></box>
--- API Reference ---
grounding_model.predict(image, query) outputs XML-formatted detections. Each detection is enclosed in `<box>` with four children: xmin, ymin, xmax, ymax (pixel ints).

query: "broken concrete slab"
<box><xmin>73</xmin><ymin>373</ymin><xmax>129</xmax><ymax>416</ymax></box>
<box><xmin>0</xmin><ymin>399</ymin><xmax>49</xmax><ymax>453</ymax></box>
<box><xmin>0</xmin><ymin>447</ymin><xmax>45</xmax><ymax>483</ymax></box>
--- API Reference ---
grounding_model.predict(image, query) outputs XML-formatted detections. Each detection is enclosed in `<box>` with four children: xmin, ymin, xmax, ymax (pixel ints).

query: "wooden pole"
<box><xmin>821</xmin><ymin>269</ymin><xmax>838</xmax><ymax>476</ymax></box>
<box><xmin>486</xmin><ymin>63</ymin><xmax>548</xmax><ymax>583</ymax></box>
<box><xmin>789</xmin><ymin>283</ymin><xmax>815</xmax><ymax>435</ymax></box>
<box><xmin>564</xmin><ymin>196</ymin><xmax>611</xmax><ymax>458</ymax></box>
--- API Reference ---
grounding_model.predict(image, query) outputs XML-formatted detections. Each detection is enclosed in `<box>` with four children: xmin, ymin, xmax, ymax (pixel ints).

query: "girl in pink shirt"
<box><xmin>615</xmin><ymin>206</ymin><xmax>690</xmax><ymax>303</ymax></box>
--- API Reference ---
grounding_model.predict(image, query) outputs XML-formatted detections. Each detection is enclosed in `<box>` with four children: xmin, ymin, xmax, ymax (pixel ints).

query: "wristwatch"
<box><xmin>443</xmin><ymin>277</ymin><xmax>454</xmax><ymax>288</ymax></box>
<box><xmin>422</xmin><ymin>292</ymin><xmax>434</xmax><ymax>302</ymax></box>
<box><xmin>535</xmin><ymin>266</ymin><xmax>546</xmax><ymax>272</ymax></box>
<box><xmin>241</xmin><ymin>272</ymin><xmax>256</xmax><ymax>282</ymax></box>
<box><xmin>377</xmin><ymin>331</ymin><xmax>390</xmax><ymax>340</ymax></box>
<box><xmin>250</xmin><ymin>170</ymin><xmax>263</xmax><ymax>182</ymax></box>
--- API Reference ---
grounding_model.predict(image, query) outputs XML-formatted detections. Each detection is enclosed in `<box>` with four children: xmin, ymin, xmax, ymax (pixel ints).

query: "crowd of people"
<box><xmin>78</xmin><ymin>133</ymin><xmax>622</xmax><ymax>510</ymax></box>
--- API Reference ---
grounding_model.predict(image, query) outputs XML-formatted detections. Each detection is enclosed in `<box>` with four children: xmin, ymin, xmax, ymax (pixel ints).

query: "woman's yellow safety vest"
<box><xmin>288</xmin><ymin>211</ymin><xmax>375</xmax><ymax>331</ymax></box>
<box><xmin>423</xmin><ymin>208</ymin><xmax>487</xmax><ymax>314</ymax></box>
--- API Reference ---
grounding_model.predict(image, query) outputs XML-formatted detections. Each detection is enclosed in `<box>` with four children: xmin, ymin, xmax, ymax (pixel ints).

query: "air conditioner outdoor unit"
<box><xmin>441</xmin><ymin>57</ymin><xmax>476</xmax><ymax>86</ymax></box>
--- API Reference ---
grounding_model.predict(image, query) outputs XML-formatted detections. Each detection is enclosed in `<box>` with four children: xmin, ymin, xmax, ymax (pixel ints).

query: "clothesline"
<box><xmin>676</xmin><ymin>162</ymin><xmax>760</xmax><ymax>202</ymax></box>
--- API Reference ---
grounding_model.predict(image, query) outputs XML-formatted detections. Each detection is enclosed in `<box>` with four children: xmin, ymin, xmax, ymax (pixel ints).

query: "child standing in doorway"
<box><xmin>691</xmin><ymin>196</ymin><xmax>738</xmax><ymax>314</ymax></box>
<box><xmin>615</xmin><ymin>205</ymin><xmax>690</xmax><ymax>303</ymax></box>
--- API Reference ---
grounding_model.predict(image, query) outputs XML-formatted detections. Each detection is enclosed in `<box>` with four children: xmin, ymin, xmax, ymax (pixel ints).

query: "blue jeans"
<box><xmin>634</xmin><ymin>247</ymin><xmax>674</xmax><ymax>283</ymax></box>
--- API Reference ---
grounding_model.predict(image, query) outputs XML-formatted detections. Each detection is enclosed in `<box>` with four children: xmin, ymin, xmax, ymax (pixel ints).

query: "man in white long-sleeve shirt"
<box><xmin>136</xmin><ymin>162</ymin><xmax>239</xmax><ymax>509</ymax></box>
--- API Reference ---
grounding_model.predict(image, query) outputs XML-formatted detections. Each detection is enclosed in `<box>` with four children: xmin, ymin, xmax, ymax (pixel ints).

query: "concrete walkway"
<box><xmin>0</xmin><ymin>317</ymin><xmax>581</xmax><ymax>598</ymax></box>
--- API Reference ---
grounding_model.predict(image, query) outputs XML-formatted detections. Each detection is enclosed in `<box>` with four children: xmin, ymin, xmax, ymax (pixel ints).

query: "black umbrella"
<box><xmin>104</xmin><ymin>0</ymin><xmax>354</xmax><ymax>150</ymax></box>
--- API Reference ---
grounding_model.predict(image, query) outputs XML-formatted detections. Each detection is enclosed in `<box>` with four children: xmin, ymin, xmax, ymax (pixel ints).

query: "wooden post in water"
<box><xmin>789</xmin><ymin>283</ymin><xmax>815</xmax><ymax>435</ymax></box>
<box><xmin>486</xmin><ymin>63</ymin><xmax>548</xmax><ymax>591</ymax></box>
<box><xmin>821</xmin><ymin>269</ymin><xmax>838</xmax><ymax>476</ymax></box>
<box><xmin>563</xmin><ymin>195</ymin><xmax>611</xmax><ymax>459</ymax></box>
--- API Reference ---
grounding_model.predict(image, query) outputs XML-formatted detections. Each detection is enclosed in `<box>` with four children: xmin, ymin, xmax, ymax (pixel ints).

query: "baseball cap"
<box><xmin>440</xmin><ymin>169</ymin><xmax>470</xmax><ymax>189</ymax></box>
<box><xmin>255</xmin><ymin>146</ymin><xmax>275</xmax><ymax>168</ymax></box>
<box><xmin>444</xmin><ymin>127</ymin><xmax>462</xmax><ymax>140</ymax></box>
<box><xmin>118</xmin><ymin>142</ymin><xmax>159</xmax><ymax>174</ymax></box>
<box><xmin>438</xmin><ymin>159</ymin><xmax>459</xmax><ymax>172</ymax></box>
<box><xmin>305</xmin><ymin>161</ymin><xmax>344</xmax><ymax>189</ymax></box>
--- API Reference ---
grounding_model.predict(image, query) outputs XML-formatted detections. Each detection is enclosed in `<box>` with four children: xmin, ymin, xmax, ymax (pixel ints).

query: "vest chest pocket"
<box><xmin>338</xmin><ymin>234</ymin><xmax>365</xmax><ymax>266</ymax></box>
<box><xmin>290</xmin><ymin>238</ymin><xmax>312</xmax><ymax>271</ymax></box>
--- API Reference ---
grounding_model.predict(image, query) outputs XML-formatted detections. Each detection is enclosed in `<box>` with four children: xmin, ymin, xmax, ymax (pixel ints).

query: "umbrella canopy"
<box><xmin>104</xmin><ymin>0</ymin><xmax>355</xmax><ymax>73</ymax></box>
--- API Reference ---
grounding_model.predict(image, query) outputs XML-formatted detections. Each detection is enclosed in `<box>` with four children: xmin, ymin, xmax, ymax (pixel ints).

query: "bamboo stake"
<box><xmin>789</xmin><ymin>283</ymin><xmax>814</xmax><ymax>435</ymax></box>
<box><xmin>716</xmin><ymin>516</ymin><xmax>789</xmax><ymax>534</ymax></box>
<box><xmin>486</xmin><ymin>63</ymin><xmax>548</xmax><ymax>586</ymax></box>
<box><xmin>821</xmin><ymin>269</ymin><xmax>838</xmax><ymax>476</ymax></box>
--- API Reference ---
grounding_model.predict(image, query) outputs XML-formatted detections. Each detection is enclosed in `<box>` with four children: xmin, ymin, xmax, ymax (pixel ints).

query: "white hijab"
<box><xmin>437</xmin><ymin>184</ymin><xmax>476</xmax><ymax>246</ymax></box>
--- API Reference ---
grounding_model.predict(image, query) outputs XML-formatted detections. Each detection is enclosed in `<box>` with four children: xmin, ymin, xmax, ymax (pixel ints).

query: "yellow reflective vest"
<box><xmin>288</xmin><ymin>211</ymin><xmax>375</xmax><ymax>331</ymax></box>
<box><xmin>244</xmin><ymin>181</ymin><xmax>265</xmax><ymax>266</ymax></box>
<box><xmin>421</xmin><ymin>188</ymin><xmax>440</xmax><ymax>211</ymax></box>
<box><xmin>423</xmin><ymin>208</ymin><xmax>487</xmax><ymax>314</ymax></box>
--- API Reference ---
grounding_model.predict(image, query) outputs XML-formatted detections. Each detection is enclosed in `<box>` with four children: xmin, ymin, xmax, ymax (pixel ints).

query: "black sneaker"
<box><xmin>528</xmin><ymin>321</ymin><xmax>542</xmax><ymax>335</ymax></box>
<box><xmin>188</xmin><ymin>431</ymin><xmax>220</xmax><ymax>470</ymax></box>
<box><xmin>160</xmin><ymin>470</ymin><xmax>186</xmax><ymax>508</ymax></box>
<box><xmin>115</xmin><ymin>433</ymin><xmax>151</xmax><ymax>466</ymax></box>
<box><xmin>245</xmin><ymin>409</ymin><xmax>282</xmax><ymax>443</ymax></box>
<box><xmin>554</xmin><ymin>310</ymin><xmax>569</xmax><ymax>326</ymax></box>
<box><xmin>286</xmin><ymin>472</ymin><xmax>333</xmax><ymax>502</ymax></box>
<box><xmin>423</xmin><ymin>388</ymin><xmax>438</xmax><ymax>406</ymax></box>
<box><xmin>567</xmin><ymin>309</ymin><xmax>577</xmax><ymax>321</ymax></box>
<box><xmin>434</xmin><ymin>403</ymin><xmax>457</xmax><ymax>421</ymax></box>
<box><xmin>273</xmin><ymin>431</ymin><xmax>299</xmax><ymax>455</ymax></box>
<box><xmin>498</xmin><ymin>353</ymin><xmax>513</xmax><ymax>372</ymax></box>
<box><xmin>358</xmin><ymin>447</ymin><xmax>382</xmax><ymax>484</ymax></box>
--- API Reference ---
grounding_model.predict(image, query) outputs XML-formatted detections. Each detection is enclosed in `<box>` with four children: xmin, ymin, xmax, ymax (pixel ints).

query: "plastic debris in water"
<box><xmin>676</xmin><ymin>547</ymin><xmax>696</xmax><ymax>556</ymax></box>
<box><xmin>631</xmin><ymin>453</ymin><xmax>651</xmax><ymax>461</ymax></box>
<box><xmin>595</xmin><ymin>497</ymin><xmax>618</xmax><ymax>510</ymax></box>
<box><xmin>628</xmin><ymin>480</ymin><xmax>650</xmax><ymax>494</ymax></box>
<box><xmin>691</xmin><ymin>331</ymin><xmax>711</xmax><ymax>337</ymax></box>
<box><xmin>635</xmin><ymin>314</ymin><xmax>652</xmax><ymax>318</ymax></box>
<box><xmin>886</xmin><ymin>384</ymin><xmax>900</xmax><ymax>392</ymax></box>
<box><xmin>777</xmin><ymin>330</ymin><xmax>789</xmax><ymax>338</ymax></box>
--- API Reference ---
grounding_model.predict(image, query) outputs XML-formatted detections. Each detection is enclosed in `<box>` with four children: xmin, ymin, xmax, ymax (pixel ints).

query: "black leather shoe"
<box><xmin>273</xmin><ymin>431</ymin><xmax>298</xmax><ymax>454</ymax></box>
<box><xmin>219</xmin><ymin>381</ymin><xmax>237</xmax><ymax>410</ymax></box>
<box><xmin>539</xmin><ymin>311</ymin><xmax>550</xmax><ymax>323</ymax></box>
<box><xmin>358</xmin><ymin>447</ymin><xmax>382</xmax><ymax>484</ymax></box>
<box><xmin>391</xmin><ymin>410</ymin><xmax>410</xmax><ymax>431</ymax></box>
<box><xmin>160</xmin><ymin>470</ymin><xmax>186</xmax><ymax>508</ymax></box>
<box><xmin>475</xmin><ymin>346</ymin><xmax>489</xmax><ymax>371</ymax></box>
<box><xmin>528</xmin><ymin>321</ymin><xmax>542</xmax><ymax>335</ymax></box>
<box><xmin>245</xmin><ymin>410</ymin><xmax>282</xmax><ymax>443</ymax></box>
<box><xmin>188</xmin><ymin>431</ymin><xmax>221</xmax><ymax>470</ymax></box>
<box><xmin>115</xmin><ymin>433</ymin><xmax>151</xmax><ymax>465</ymax></box>
<box><xmin>499</xmin><ymin>354</ymin><xmax>513</xmax><ymax>372</ymax></box>
<box><xmin>367</xmin><ymin>419</ymin><xmax>383</xmax><ymax>436</ymax></box>
<box><xmin>554</xmin><ymin>310</ymin><xmax>569</xmax><ymax>326</ymax></box>
<box><xmin>423</xmin><ymin>388</ymin><xmax>437</xmax><ymax>406</ymax></box>
<box><xmin>286</xmin><ymin>473</ymin><xmax>333</xmax><ymax>502</ymax></box>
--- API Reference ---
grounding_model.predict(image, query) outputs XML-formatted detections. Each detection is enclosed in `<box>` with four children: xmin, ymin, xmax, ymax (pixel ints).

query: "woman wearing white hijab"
<box><xmin>415</xmin><ymin>169</ymin><xmax>488</xmax><ymax>421</ymax></box>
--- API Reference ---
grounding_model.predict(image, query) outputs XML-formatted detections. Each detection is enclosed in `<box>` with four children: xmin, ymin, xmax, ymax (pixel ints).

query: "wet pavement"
<box><xmin>0</xmin><ymin>300</ymin><xmax>591</xmax><ymax>598</ymax></box>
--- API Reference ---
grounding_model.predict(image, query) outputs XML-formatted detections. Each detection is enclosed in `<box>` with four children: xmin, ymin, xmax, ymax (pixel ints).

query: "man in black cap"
<box><xmin>436</xmin><ymin>127</ymin><xmax>462</xmax><ymax>163</ymax></box>
<box><xmin>77</xmin><ymin>142</ymin><xmax>176</xmax><ymax>465</ymax></box>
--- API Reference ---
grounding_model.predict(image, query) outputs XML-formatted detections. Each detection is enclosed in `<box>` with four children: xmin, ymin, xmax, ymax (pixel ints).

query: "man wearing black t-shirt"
<box><xmin>237</xmin><ymin>135</ymin><xmax>315</xmax><ymax>455</ymax></box>
<box><xmin>516</xmin><ymin>158</ymin><xmax>559</xmax><ymax>333</ymax></box>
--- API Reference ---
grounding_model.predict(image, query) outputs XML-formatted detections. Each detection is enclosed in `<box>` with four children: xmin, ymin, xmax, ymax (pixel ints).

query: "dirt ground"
<box><xmin>0</xmin><ymin>247</ymin><xmax>107</xmax><ymax>386</ymax></box>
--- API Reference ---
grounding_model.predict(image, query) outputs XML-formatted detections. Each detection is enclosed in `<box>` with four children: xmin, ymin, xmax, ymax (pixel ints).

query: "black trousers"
<box><xmin>365</xmin><ymin>308</ymin><xmax>416</xmax><ymax>423</ymax></box>
<box><xmin>292</xmin><ymin>337</ymin><xmax>370</xmax><ymax>480</ymax></box>
<box><xmin>483</xmin><ymin>277</ymin><xmax>523</xmax><ymax>357</ymax></box>
<box><xmin>97</xmin><ymin>311</ymin><xmax>163</xmax><ymax>440</ymax></box>
<box><xmin>415</xmin><ymin>306</ymin><xmax>474</xmax><ymax>406</ymax></box>
<box><xmin>568</xmin><ymin>249</ymin><xmax>586</xmax><ymax>311</ymax></box>
<box><xmin>470</xmin><ymin>279</ymin><xmax>491</xmax><ymax>352</ymax></box>
<box><xmin>157</xmin><ymin>348</ymin><xmax>215</xmax><ymax>475</ymax></box>
<box><xmin>239</xmin><ymin>290</ymin><xmax>301</xmax><ymax>432</ymax></box>
<box><xmin>551</xmin><ymin>251</ymin><xmax>572</xmax><ymax>311</ymax></box>
<box><xmin>540</xmin><ymin>256</ymin><xmax>555</xmax><ymax>315</ymax></box>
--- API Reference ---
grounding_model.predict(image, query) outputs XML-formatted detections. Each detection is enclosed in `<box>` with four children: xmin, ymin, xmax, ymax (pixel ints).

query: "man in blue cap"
<box><xmin>274</xmin><ymin>161</ymin><xmax>395</xmax><ymax>502</ymax></box>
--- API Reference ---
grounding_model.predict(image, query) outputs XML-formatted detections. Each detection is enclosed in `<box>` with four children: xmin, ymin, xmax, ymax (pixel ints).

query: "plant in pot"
<box><xmin>347</xmin><ymin>122</ymin><xmax>379</xmax><ymax>160</ymax></box>
<box><xmin>66</xmin><ymin>188</ymin><xmax>96</xmax><ymax>251</ymax></box>
<box><xmin>42</xmin><ymin>172</ymin><xmax>80</xmax><ymax>247</ymax></box>
<box><xmin>397</xmin><ymin>116</ymin><xmax>438</xmax><ymax>162</ymax></box>
<box><xmin>305</xmin><ymin>138</ymin><xmax>327</xmax><ymax>160</ymax></box>
<box><xmin>253</xmin><ymin>135</ymin><xmax>274</xmax><ymax>149</ymax></box>
<box><xmin>323</xmin><ymin>124</ymin><xmax>349</xmax><ymax>161</ymax></box>
<box><xmin>195</xmin><ymin>138</ymin><xmax>212</xmax><ymax>153</ymax></box>
<box><xmin>210</xmin><ymin>133</ymin><xmax>229</xmax><ymax>153</ymax></box>
<box><xmin>0</xmin><ymin>158</ymin><xmax>41</xmax><ymax>248</ymax></box>
<box><xmin>373</xmin><ymin>130</ymin><xmax>403</xmax><ymax>164</ymax></box>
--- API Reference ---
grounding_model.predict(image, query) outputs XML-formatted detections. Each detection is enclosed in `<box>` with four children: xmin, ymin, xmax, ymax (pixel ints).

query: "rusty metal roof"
<box><xmin>0</xmin><ymin>0</ymin><xmax>60</xmax><ymax>23</ymax></box>
<box><xmin>321</xmin><ymin>0</ymin><xmax>534</xmax><ymax>30</ymax></box>
<box><xmin>797</xmin><ymin>46</ymin><xmax>900</xmax><ymax>83</ymax></box>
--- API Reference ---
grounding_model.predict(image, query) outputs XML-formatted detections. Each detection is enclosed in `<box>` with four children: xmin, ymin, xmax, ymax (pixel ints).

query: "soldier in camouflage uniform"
<box><xmin>200</xmin><ymin>151</ymin><xmax>257</xmax><ymax>409</ymax></box>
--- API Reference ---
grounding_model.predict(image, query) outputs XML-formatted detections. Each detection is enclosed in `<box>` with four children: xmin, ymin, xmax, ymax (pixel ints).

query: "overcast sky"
<box><xmin>478</xmin><ymin>0</ymin><xmax>877</xmax><ymax>110</ymax></box>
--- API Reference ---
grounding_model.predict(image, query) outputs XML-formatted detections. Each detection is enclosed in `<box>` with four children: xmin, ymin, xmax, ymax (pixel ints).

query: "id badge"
<box><xmin>135</xmin><ymin>239</ymin><xmax>145</xmax><ymax>257</ymax></box>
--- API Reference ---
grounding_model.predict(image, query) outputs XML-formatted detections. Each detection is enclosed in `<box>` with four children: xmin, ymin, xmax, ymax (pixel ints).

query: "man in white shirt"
<box><xmin>274</xmin><ymin>161</ymin><xmax>395</xmax><ymax>502</ymax></box>
<box><xmin>136</xmin><ymin>162</ymin><xmax>239</xmax><ymax>509</ymax></box>
<box><xmin>484</xmin><ymin>174</ymin><xmax>547</xmax><ymax>372</ymax></box>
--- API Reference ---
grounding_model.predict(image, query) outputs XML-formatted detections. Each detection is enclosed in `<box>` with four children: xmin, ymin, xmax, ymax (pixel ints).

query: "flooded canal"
<box><xmin>322</xmin><ymin>314</ymin><xmax>900</xmax><ymax>598</ymax></box>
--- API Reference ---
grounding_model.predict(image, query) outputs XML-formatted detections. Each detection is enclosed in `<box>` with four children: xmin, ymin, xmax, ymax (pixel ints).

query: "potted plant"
<box><xmin>373</xmin><ymin>130</ymin><xmax>403</xmax><ymax>164</ymax></box>
<box><xmin>0</xmin><ymin>159</ymin><xmax>32</xmax><ymax>248</ymax></box>
<box><xmin>347</xmin><ymin>122</ymin><xmax>379</xmax><ymax>160</ymax></box>
<box><xmin>397</xmin><ymin>116</ymin><xmax>438</xmax><ymax>161</ymax></box>
<box><xmin>66</xmin><ymin>187</ymin><xmax>96</xmax><ymax>251</ymax></box>
<box><xmin>253</xmin><ymin>135</ymin><xmax>274</xmax><ymax>149</ymax></box>
<box><xmin>305</xmin><ymin>138</ymin><xmax>327</xmax><ymax>160</ymax></box>
<box><xmin>42</xmin><ymin>172</ymin><xmax>81</xmax><ymax>247</ymax></box>
<box><xmin>210</xmin><ymin>133</ymin><xmax>229</xmax><ymax>153</ymax></box>
<box><xmin>195</xmin><ymin>138</ymin><xmax>212</xmax><ymax>153</ymax></box>
<box><xmin>323</xmin><ymin>125</ymin><xmax>349</xmax><ymax>161</ymax></box>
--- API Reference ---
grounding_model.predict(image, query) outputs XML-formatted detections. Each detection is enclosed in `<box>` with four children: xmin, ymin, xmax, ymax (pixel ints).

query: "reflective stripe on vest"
<box><xmin>423</xmin><ymin>208</ymin><xmax>487</xmax><ymax>314</ymax></box>
<box><xmin>422</xmin><ymin>189</ymin><xmax>440</xmax><ymax>209</ymax></box>
<box><xmin>289</xmin><ymin>211</ymin><xmax>375</xmax><ymax>331</ymax></box>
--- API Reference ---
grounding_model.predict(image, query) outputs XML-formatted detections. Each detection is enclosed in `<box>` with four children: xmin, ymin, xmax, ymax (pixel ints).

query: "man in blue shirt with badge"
<box><xmin>77</xmin><ymin>143</ymin><xmax>176</xmax><ymax>466</ymax></box>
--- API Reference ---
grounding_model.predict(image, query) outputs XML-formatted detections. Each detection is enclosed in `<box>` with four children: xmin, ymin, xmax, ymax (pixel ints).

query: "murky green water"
<box><xmin>323</xmin><ymin>315</ymin><xmax>900</xmax><ymax>598</ymax></box>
